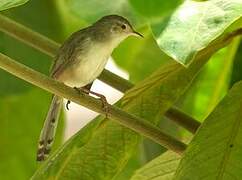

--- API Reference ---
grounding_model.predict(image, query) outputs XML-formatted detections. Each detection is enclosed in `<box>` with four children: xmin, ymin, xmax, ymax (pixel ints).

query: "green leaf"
<box><xmin>156</xmin><ymin>0</ymin><xmax>242</xmax><ymax>66</ymax></box>
<box><xmin>115</xmin><ymin>152</ymin><xmax>143</xmax><ymax>180</ymax></box>
<box><xmin>32</xmin><ymin>20</ymin><xmax>239</xmax><ymax>179</ymax></box>
<box><xmin>174</xmin><ymin>81</ymin><xmax>242</xmax><ymax>179</ymax></box>
<box><xmin>0</xmin><ymin>0</ymin><xmax>28</xmax><ymax>11</ymax></box>
<box><xmin>178</xmin><ymin>38</ymin><xmax>240</xmax><ymax>121</ymax></box>
<box><xmin>131</xmin><ymin>151</ymin><xmax>180</xmax><ymax>180</ymax></box>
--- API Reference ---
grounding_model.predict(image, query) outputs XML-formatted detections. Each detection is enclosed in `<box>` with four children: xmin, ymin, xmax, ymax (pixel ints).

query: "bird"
<box><xmin>36</xmin><ymin>14</ymin><xmax>143</xmax><ymax>161</ymax></box>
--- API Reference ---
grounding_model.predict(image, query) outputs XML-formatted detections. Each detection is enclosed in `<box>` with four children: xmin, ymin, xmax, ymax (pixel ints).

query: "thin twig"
<box><xmin>0</xmin><ymin>52</ymin><xmax>187</xmax><ymax>154</ymax></box>
<box><xmin>0</xmin><ymin>14</ymin><xmax>201</xmax><ymax>133</ymax></box>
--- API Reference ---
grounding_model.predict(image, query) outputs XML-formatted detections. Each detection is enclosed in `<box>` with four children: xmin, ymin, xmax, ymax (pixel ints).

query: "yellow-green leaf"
<box><xmin>175</xmin><ymin>81</ymin><xmax>242</xmax><ymax>179</ymax></box>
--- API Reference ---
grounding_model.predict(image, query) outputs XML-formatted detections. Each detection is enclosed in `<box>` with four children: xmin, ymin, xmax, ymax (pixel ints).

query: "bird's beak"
<box><xmin>132</xmin><ymin>30</ymin><xmax>144</xmax><ymax>38</ymax></box>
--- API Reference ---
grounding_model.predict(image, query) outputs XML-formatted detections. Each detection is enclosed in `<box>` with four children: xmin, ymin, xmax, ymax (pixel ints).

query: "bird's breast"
<box><xmin>63</xmin><ymin>42</ymin><xmax>112</xmax><ymax>87</ymax></box>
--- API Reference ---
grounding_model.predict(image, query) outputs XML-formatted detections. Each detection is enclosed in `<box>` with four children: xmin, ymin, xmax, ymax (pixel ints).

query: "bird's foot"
<box><xmin>65</xmin><ymin>87</ymin><xmax>83</xmax><ymax>110</ymax></box>
<box><xmin>74</xmin><ymin>87</ymin><xmax>109</xmax><ymax>118</ymax></box>
<box><xmin>92</xmin><ymin>92</ymin><xmax>109</xmax><ymax>118</ymax></box>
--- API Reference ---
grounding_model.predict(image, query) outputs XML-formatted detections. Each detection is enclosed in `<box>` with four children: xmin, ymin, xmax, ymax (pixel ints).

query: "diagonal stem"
<box><xmin>165</xmin><ymin>107</ymin><xmax>201</xmax><ymax>134</ymax></box>
<box><xmin>0</xmin><ymin>52</ymin><xmax>187</xmax><ymax>154</ymax></box>
<box><xmin>0</xmin><ymin>14</ymin><xmax>201</xmax><ymax>134</ymax></box>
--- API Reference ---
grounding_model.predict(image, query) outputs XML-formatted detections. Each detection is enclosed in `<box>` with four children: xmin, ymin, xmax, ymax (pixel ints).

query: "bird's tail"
<box><xmin>37</xmin><ymin>95</ymin><xmax>62</xmax><ymax>161</ymax></box>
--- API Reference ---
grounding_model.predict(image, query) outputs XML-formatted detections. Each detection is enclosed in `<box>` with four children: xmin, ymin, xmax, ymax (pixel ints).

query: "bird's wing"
<box><xmin>50</xmin><ymin>29</ymin><xmax>91</xmax><ymax>78</ymax></box>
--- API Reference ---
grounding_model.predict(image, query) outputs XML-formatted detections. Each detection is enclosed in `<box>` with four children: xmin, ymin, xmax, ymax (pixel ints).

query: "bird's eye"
<box><xmin>121</xmin><ymin>24</ymin><xmax>126</xmax><ymax>29</ymax></box>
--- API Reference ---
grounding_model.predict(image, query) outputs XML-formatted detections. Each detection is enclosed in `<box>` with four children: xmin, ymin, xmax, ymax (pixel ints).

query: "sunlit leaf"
<box><xmin>156</xmin><ymin>0</ymin><xmax>242</xmax><ymax>65</ymax></box>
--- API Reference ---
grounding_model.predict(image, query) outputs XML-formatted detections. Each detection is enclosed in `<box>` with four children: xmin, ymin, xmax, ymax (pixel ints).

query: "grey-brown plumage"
<box><xmin>37</xmin><ymin>15</ymin><xmax>142</xmax><ymax>161</ymax></box>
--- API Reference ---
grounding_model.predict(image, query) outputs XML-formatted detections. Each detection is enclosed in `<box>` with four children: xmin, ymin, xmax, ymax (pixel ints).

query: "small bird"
<box><xmin>37</xmin><ymin>15</ymin><xmax>143</xmax><ymax>161</ymax></box>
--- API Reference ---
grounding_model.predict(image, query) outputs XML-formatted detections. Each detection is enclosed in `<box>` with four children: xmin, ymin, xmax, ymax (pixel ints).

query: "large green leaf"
<box><xmin>132</xmin><ymin>80</ymin><xmax>242</xmax><ymax>180</ymax></box>
<box><xmin>0</xmin><ymin>0</ymin><xmax>29</xmax><ymax>11</ymax></box>
<box><xmin>156</xmin><ymin>0</ymin><xmax>242</xmax><ymax>66</ymax></box>
<box><xmin>0</xmin><ymin>1</ymin><xmax>65</xmax><ymax>179</ymax></box>
<box><xmin>131</xmin><ymin>151</ymin><xmax>180</xmax><ymax>180</ymax></box>
<box><xmin>31</xmin><ymin>20</ymin><xmax>239</xmax><ymax>179</ymax></box>
<box><xmin>174</xmin><ymin>81</ymin><xmax>242</xmax><ymax>179</ymax></box>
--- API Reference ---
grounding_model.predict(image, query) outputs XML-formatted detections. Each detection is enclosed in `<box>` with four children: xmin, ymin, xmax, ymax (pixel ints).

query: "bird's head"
<box><xmin>92</xmin><ymin>15</ymin><xmax>143</xmax><ymax>44</ymax></box>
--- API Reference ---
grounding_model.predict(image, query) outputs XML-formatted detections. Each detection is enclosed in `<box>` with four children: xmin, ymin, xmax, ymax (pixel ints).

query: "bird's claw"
<box><xmin>66</xmin><ymin>100</ymin><xmax>71</xmax><ymax>110</ymax></box>
<box><xmin>98</xmin><ymin>95</ymin><xmax>109</xmax><ymax>118</ymax></box>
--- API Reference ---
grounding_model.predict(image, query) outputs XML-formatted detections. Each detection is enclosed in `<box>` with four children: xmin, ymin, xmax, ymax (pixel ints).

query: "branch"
<box><xmin>0</xmin><ymin>14</ymin><xmax>201</xmax><ymax>133</ymax></box>
<box><xmin>165</xmin><ymin>107</ymin><xmax>201</xmax><ymax>134</ymax></box>
<box><xmin>0</xmin><ymin>52</ymin><xmax>187</xmax><ymax>154</ymax></box>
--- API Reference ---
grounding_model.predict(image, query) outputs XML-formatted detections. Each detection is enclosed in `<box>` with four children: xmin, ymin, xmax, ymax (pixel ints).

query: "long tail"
<box><xmin>37</xmin><ymin>95</ymin><xmax>62</xmax><ymax>161</ymax></box>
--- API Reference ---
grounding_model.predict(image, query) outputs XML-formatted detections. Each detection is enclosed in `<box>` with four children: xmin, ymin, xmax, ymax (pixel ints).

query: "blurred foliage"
<box><xmin>0</xmin><ymin>0</ymin><xmax>65</xmax><ymax>179</ymax></box>
<box><xmin>0</xmin><ymin>0</ymin><xmax>242</xmax><ymax>179</ymax></box>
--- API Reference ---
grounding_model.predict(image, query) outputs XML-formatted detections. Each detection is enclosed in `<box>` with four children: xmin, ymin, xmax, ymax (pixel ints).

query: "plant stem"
<box><xmin>165</xmin><ymin>108</ymin><xmax>201</xmax><ymax>134</ymax></box>
<box><xmin>0</xmin><ymin>14</ymin><xmax>201</xmax><ymax>133</ymax></box>
<box><xmin>0</xmin><ymin>52</ymin><xmax>187</xmax><ymax>154</ymax></box>
<box><xmin>99</xmin><ymin>70</ymin><xmax>133</xmax><ymax>92</ymax></box>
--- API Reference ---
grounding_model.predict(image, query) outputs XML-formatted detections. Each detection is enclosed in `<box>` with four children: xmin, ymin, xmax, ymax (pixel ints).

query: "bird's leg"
<box><xmin>65</xmin><ymin>83</ymin><xmax>93</xmax><ymax>110</ymax></box>
<box><xmin>74</xmin><ymin>87</ymin><xmax>109</xmax><ymax>117</ymax></box>
<box><xmin>87</xmin><ymin>90</ymin><xmax>109</xmax><ymax>116</ymax></box>
<box><xmin>66</xmin><ymin>82</ymin><xmax>93</xmax><ymax>110</ymax></box>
